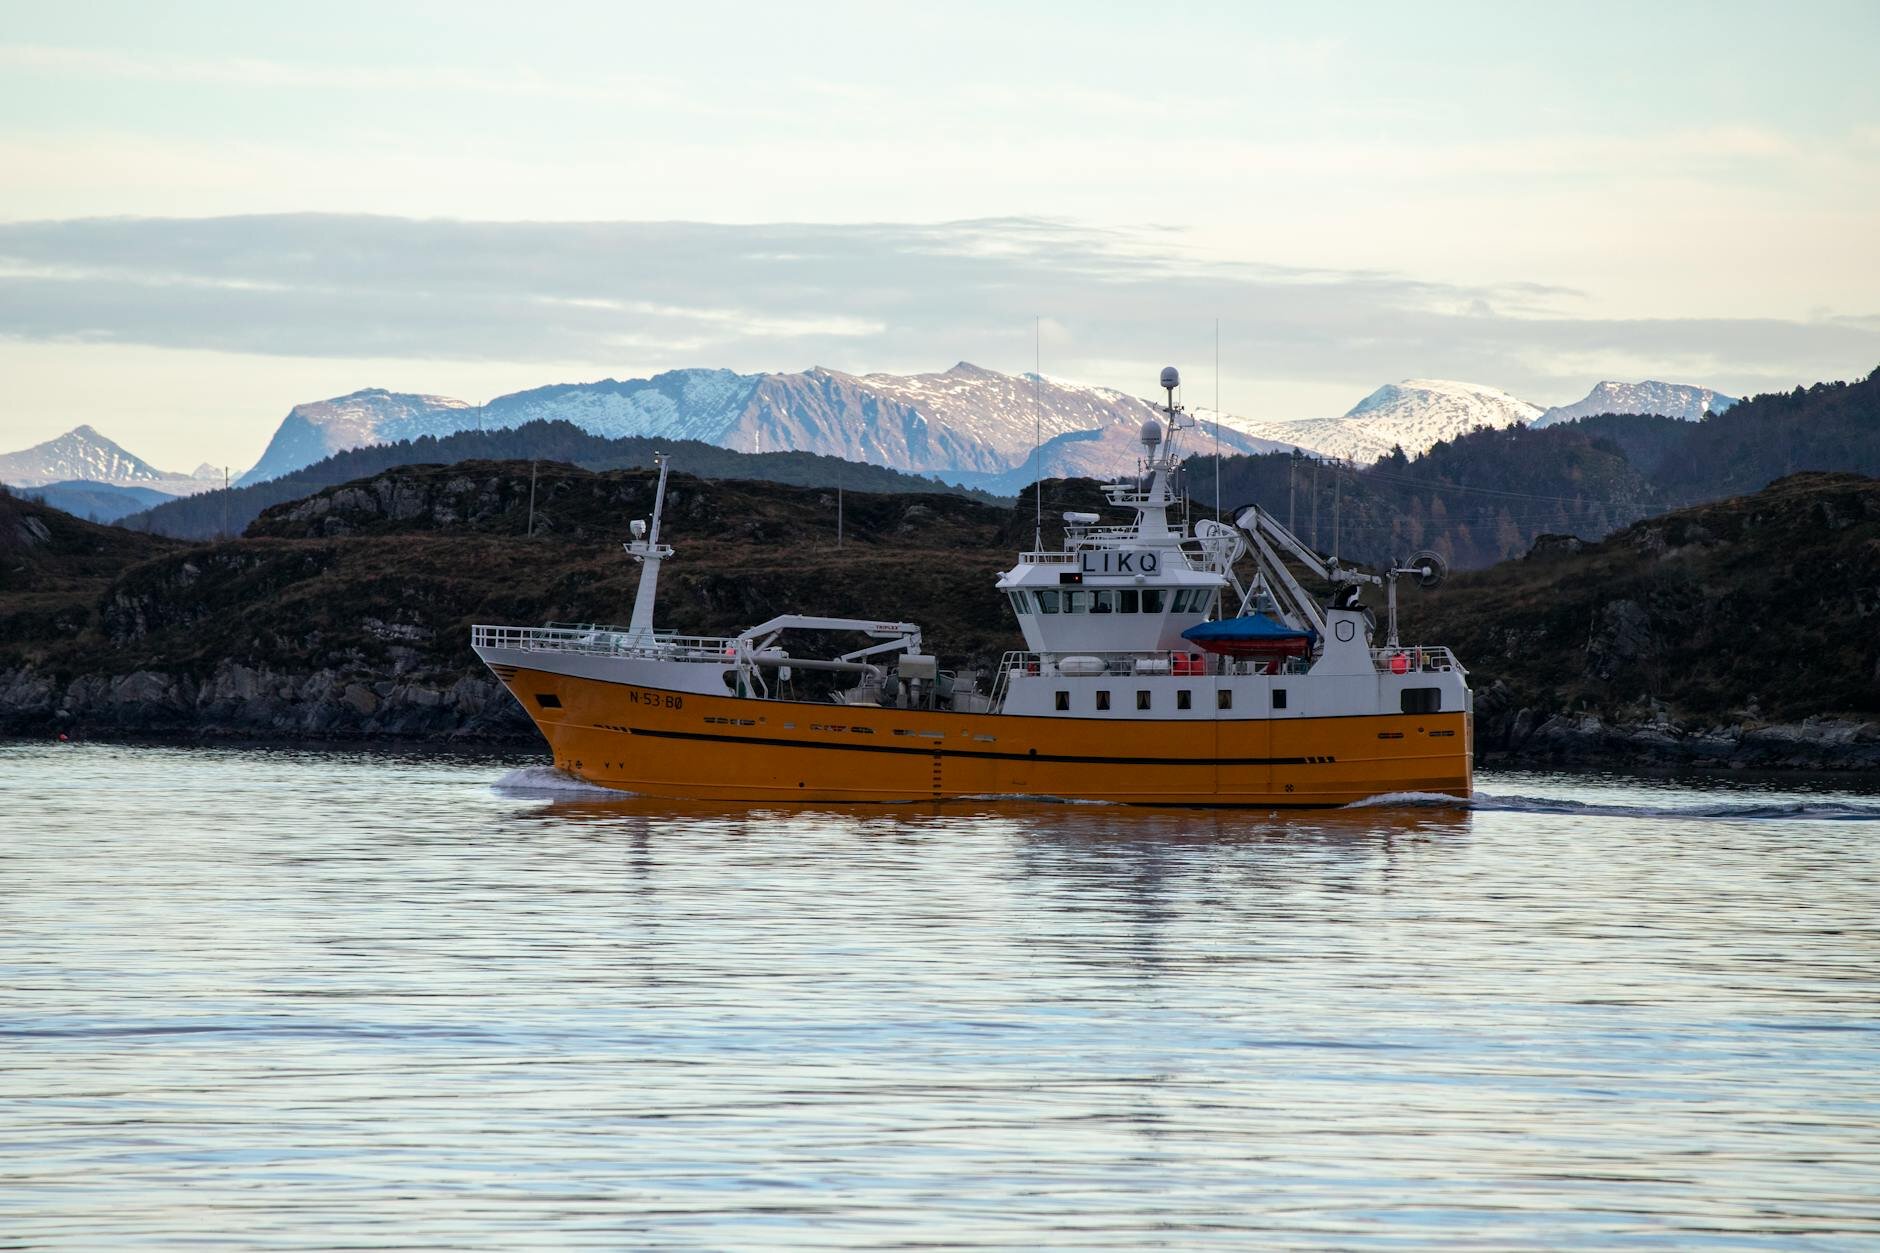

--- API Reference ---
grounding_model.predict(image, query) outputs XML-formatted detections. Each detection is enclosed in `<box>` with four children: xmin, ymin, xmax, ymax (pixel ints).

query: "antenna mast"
<box><xmin>625</xmin><ymin>452</ymin><xmax>675</xmax><ymax>638</ymax></box>
<box><xmin>1214</xmin><ymin>318</ymin><xmax>1221</xmax><ymax>520</ymax></box>
<box><xmin>1033</xmin><ymin>316</ymin><xmax>1042</xmax><ymax>552</ymax></box>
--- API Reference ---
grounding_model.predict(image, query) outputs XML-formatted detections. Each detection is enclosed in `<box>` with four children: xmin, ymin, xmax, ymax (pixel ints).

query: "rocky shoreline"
<box><xmin>7</xmin><ymin>662</ymin><xmax>1878</xmax><ymax>770</ymax></box>
<box><xmin>0</xmin><ymin>662</ymin><xmax>535</xmax><ymax>743</ymax></box>
<box><xmin>1472</xmin><ymin>681</ymin><xmax>1880</xmax><ymax>770</ymax></box>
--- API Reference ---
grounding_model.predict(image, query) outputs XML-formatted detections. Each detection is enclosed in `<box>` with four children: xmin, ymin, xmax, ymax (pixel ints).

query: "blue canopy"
<box><xmin>1181</xmin><ymin>613</ymin><xmax>1316</xmax><ymax>646</ymax></box>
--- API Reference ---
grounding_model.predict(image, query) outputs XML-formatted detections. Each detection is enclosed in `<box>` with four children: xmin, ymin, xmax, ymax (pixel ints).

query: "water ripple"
<box><xmin>2</xmin><ymin>742</ymin><xmax>1877</xmax><ymax>1247</ymax></box>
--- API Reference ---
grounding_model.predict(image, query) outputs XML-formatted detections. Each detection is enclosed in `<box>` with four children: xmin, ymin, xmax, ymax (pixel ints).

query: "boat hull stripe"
<box><xmin>622</xmin><ymin>724</ymin><xmax>1318</xmax><ymax>767</ymax></box>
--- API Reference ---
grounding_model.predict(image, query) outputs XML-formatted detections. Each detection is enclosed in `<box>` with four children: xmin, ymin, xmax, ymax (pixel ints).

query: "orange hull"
<box><xmin>500</xmin><ymin>666</ymin><xmax>1473</xmax><ymax>807</ymax></box>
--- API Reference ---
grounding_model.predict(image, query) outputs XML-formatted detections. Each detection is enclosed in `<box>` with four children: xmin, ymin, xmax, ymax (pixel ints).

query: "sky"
<box><xmin>1</xmin><ymin>0</ymin><xmax>1877</xmax><ymax>470</ymax></box>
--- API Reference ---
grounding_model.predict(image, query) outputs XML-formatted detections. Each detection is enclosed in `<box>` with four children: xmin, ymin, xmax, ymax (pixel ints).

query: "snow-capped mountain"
<box><xmin>0</xmin><ymin>425</ymin><xmax>175</xmax><ymax>488</ymax></box>
<box><xmin>238</xmin><ymin>364</ymin><xmax>1301</xmax><ymax>488</ymax></box>
<box><xmin>1234</xmin><ymin>380</ymin><xmax>1545</xmax><ymax>464</ymax></box>
<box><xmin>480</xmin><ymin>369</ymin><xmax>760</xmax><ymax>446</ymax></box>
<box><xmin>238</xmin><ymin>389</ymin><xmax>478</xmax><ymax>485</ymax></box>
<box><xmin>0</xmin><ymin>425</ymin><xmax>230</xmax><ymax>499</ymax></box>
<box><xmin>1534</xmin><ymin>380</ymin><xmax>1737</xmax><ymax>427</ymax></box>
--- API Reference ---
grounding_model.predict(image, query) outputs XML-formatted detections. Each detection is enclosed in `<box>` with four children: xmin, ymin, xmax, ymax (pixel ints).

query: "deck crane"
<box><xmin>1229</xmin><ymin>503</ymin><xmax>1446</xmax><ymax>649</ymax></box>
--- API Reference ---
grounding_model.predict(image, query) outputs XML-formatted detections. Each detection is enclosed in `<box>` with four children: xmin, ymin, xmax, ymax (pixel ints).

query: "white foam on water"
<box><xmin>1347</xmin><ymin>790</ymin><xmax>1880</xmax><ymax>822</ymax></box>
<box><xmin>491</xmin><ymin>766</ymin><xmax>626</xmax><ymax>798</ymax></box>
<box><xmin>1343</xmin><ymin>791</ymin><xmax>1469</xmax><ymax>809</ymax></box>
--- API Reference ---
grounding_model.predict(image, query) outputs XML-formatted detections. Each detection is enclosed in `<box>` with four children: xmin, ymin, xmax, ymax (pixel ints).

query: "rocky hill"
<box><xmin>125</xmin><ymin>420</ymin><xmax>1005</xmax><ymax>541</ymax></box>
<box><xmin>4</xmin><ymin>466</ymin><xmax>1875</xmax><ymax>768</ymax></box>
<box><xmin>0</xmin><ymin>467</ymin><xmax>1023</xmax><ymax>741</ymax></box>
<box><xmin>1406</xmin><ymin>472</ymin><xmax>1880</xmax><ymax>768</ymax></box>
<box><xmin>1</xmin><ymin>486</ymin><xmax>185</xmax><ymax>671</ymax></box>
<box><xmin>14</xmin><ymin>480</ymin><xmax>175</xmax><ymax>524</ymax></box>
<box><xmin>1200</xmin><ymin>423</ymin><xmax>1662</xmax><ymax>570</ymax></box>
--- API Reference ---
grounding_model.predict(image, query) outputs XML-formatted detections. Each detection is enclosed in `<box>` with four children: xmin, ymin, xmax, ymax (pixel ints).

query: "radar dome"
<box><xmin>1160</xmin><ymin>366</ymin><xmax>1181</xmax><ymax>391</ymax></box>
<box><xmin>1139</xmin><ymin>417</ymin><xmax>1165</xmax><ymax>448</ymax></box>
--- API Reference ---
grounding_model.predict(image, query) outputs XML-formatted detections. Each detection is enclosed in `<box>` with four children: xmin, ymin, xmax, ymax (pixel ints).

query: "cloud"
<box><xmin>0</xmin><ymin>43</ymin><xmax>718</xmax><ymax>113</ymax></box>
<box><xmin>0</xmin><ymin>213</ymin><xmax>1872</xmax><ymax>413</ymax></box>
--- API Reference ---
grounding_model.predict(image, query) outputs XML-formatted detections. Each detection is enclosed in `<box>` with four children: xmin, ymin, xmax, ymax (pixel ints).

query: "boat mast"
<box><xmin>625</xmin><ymin>452</ymin><xmax>675</xmax><ymax>638</ymax></box>
<box><xmin>1131</xmin><ymin>366</ymin><xmax>1184</xmax><ymax>540</ymax></box>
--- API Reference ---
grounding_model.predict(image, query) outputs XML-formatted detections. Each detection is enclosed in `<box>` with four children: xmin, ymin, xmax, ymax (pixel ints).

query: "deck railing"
<box><xmin>1370</xmin><ymin>645</ymin><xmax>1465</xmax><ymax>674</ymax></box>
<box><xmin>986</xmin><ymin>643</ymin><xmax>1464</xmax><ymax>705</ymax></box>
<box><xmin>472</xmin><ymin>624</ymin><xmax>739</xmax><ymax>661</ymax></box>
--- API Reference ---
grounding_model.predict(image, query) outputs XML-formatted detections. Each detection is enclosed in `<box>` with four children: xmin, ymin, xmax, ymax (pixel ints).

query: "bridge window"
<box><xmin>1177</xmin><ymin>689</ymin><xmax>1192</xmax><ymax>710</ymax></box>
<box><xmin>1066</xmin><ymin>590</ymin><xmax>1090</xmax><ymax>613</ymax></box>
<box><xmin>1036</xmin><ymin>589</ymin><xmax>1060</xmax><ymax>614</ymax></box>
<box><xmin>1055</xmin><ymin>690</ymin><xmax>1069</xmax><ymax>711</ymax></box>
<box><xmin>1095</xmin><ymin>690</ymin><xmax>1111</xmax><ymax>711</ymax></box>
<box><xmin>1092</xmin><ymin>590</ymin><xmax>1118</xmax><ymax>613</ymax></box>
<box><xmin>1007</xmin><ymin>592</ymin><xmax>1028</xmax><ymax>617</ymax></box>
<box><xmin>1119</xmin><ymin>589</ymin><xmax>1139</xmax><ymax>613</ymax></box>
<box><xmin>1140</xmin><ymin>589</ymin><xmax>1166</xmax><ymax>613</ymax></box>
<box><xmin>1171</xmin><ymin>588</ymin><xmax>1216</xmax><ymax>614</ymax></box>
<box><xmin>1401</xmin><ymin>687</ymin><xmax>1442</xmax><ymax>714</ymax></box>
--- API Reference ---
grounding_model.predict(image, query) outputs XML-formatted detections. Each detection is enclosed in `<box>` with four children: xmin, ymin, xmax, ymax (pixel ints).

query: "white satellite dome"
<box><xmin>1139</xmin><ymin>416</ymin><xmax>1165</xmax><ymax>448</ymax></box>
<box><xmin>1159</xmin><ymin>366</ymin><xmax>1181</xmax><ymax>391</ymax></box>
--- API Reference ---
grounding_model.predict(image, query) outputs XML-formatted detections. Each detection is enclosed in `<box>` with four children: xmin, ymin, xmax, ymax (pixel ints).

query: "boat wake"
<box><xmin>491</xmin><ymin>766</ymin><xmax>626</xmax><ymax>798</ymax></box>
<box><xmin>1346</xmin><ymin>790</ymin><xmax>1880</xmax><ymax>822</ymax></box>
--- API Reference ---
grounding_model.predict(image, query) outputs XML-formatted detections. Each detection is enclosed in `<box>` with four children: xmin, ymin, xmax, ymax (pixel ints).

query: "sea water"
<box><xmin>2</xmin><ymin>741</ymin><xmax>1877</xmax><ymax>1248</ymax></box>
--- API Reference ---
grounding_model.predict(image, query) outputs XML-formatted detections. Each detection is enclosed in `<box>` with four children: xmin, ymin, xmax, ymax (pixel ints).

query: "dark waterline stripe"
<box><xmin>622</xmin><ymin>725</ymin><xmax>1318</xmax><ymax>767</ymax></box>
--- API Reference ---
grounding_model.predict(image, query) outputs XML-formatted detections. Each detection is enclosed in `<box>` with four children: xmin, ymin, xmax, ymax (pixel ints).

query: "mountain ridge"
<box><xmin>232</xmin><ymin>362</ymin><xmax>1301</xmax><ymax>491</ymax></box>
<box><xmin>0</xmin><ymin>425</ymin><xmax>175</xmax><ymax>488</ymax></box>
<box><xmin>1535</xmin><ymin>380</ymin><xmax>1738</xmax><ymax>427</ymax></box>
<box><xmin>13</xmin><ymin>365</ymin><xmax>1749</xmax><ymax>501</ymax></box>
<box><xmin>120</xmin><ymin>420</ymin><xmax>1011</xmax><ymax>541</ymax></box>
<box><xmin>1231</xmin><ymin>379</ymin><xmax>1545</xmax><ymax>463</ymax></box>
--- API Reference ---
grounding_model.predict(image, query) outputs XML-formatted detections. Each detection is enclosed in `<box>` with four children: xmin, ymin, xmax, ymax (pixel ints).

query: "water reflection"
<box><xmin>2</xmin><ymin>742</ymin><xmax>1877</xmax><ymax>1249</ymax></box>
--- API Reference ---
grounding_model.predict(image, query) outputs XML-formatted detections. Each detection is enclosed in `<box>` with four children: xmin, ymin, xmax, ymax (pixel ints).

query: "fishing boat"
<box><xmin>472</xmin><ymin>367</ymin><xmax>1471</xmax><ymax>805</ymax></box>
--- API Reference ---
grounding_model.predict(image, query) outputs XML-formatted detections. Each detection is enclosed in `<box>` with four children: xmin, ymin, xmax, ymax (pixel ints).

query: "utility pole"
<box><xmin>1311</xmin><ymin>457</ymin><xmax>1320</xmax><ymax>550</ymax></box>
<box><xmin>1333</xmin><ymin>462</ymin><xmax>1342</xmax><ymax>561</ymax></box>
